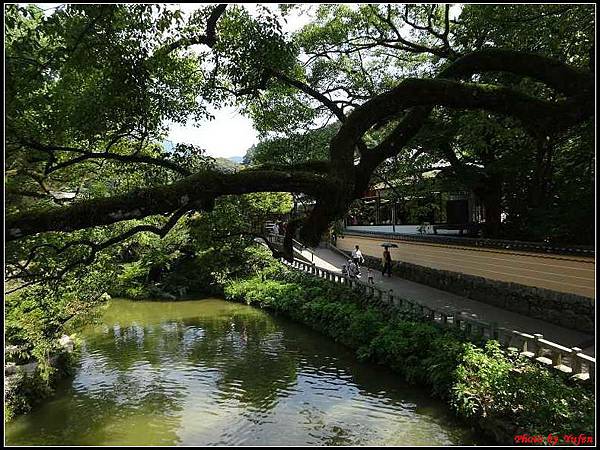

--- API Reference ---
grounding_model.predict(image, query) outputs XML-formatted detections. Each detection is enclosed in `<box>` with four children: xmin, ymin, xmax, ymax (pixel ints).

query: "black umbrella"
<box><xmin>380</xmin><ymin>242</ymin><xmax>399</xmax><ymax>248</ymax></box>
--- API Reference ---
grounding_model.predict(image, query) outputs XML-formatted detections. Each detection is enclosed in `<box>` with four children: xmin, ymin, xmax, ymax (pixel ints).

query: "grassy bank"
<box><xmin>224</xmin><ymin>263</ymin><xmax>594</xmax><ymax>445</ymax></box>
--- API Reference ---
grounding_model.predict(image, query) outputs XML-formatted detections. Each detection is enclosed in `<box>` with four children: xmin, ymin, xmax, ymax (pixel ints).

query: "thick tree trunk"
<box><xmin>483</xmin><ymin>197</ymin><xmax>502</xmax><ymax>237</ymax></box>
<box><xmin>530</xmin><ymin>137</ymin><xmax>554</xmax><ymax>209</ymax></box>
<box><xmin>479</xmin><ymin>176</ymin><xmax>503</xmax><ymax>238</ymax></box>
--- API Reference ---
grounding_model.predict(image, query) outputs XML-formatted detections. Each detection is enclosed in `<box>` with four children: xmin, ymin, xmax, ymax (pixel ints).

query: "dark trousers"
<box><xmin>382</xmin><ymin>261</ymin><xmax>392</xmax><ymax>276</ymax></box>
<box><xmin>352</xmin><ymin>257</ymin><xmax>361</xmax><ymax>268</ymax></box>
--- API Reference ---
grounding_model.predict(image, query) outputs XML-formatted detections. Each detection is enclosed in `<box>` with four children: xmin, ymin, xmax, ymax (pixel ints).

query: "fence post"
<box><xmin>571</xmin><ymin>347</ymin><xmax>583</xmax><ymax>376</ymax></box>
<box><xmin>497</xmin><ymin>327</ymin><xmax>509</xmax><ymax>347</ymax></box>
<box><xmin>454</xmin><ymin>314</ymin><xmax>462</xmax><ymax>330</ymax></box>
<box><xmin>477</xmin><ymin>324</ymin><xmax>486</xmax><ymax>337</ymax></box>
<box><xmin>551</xmin><ymin>348</ymin><xmax>563</xmax><ymax>368</ymax></box>
<box><xmin>533</xmin><ymin>334</ymin><xmax>544</xmax><ymax>358</ymax></box>
<box><xmin>464</xmin><ymin>319</ymin><xmax>472</xmax><ymax>335</ymax></box>
<box><xmin>490</xmin><ymin>322</ymin><xmax>499</xmax><ymax>340</ymax></box>
<box><xmin>426</xmin><ymin>307</ymin><xmax>434</xmax><ymax>321</ymax></box>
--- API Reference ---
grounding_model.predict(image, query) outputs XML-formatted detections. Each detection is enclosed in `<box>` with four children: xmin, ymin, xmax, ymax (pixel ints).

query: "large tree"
<box><xmin>5</xmin><ymin>3</ymin><xmax>595</xmax><ymax>274</ymax></box>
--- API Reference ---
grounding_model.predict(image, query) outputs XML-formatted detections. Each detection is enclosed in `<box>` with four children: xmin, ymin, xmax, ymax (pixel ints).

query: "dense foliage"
<box><xmin>5</xmin><ymin>3</ymin><xmax>594</xmax><ymax>248</ymax></box>
<box><xmin>224</xmin><ymin>263</ymin><xmax>594</xmax><ymax>443</ymax></box>
<box><xmin>4</xmin><ymin>3</ymin><xmax>594</xmax><ymax>424</ymax></box>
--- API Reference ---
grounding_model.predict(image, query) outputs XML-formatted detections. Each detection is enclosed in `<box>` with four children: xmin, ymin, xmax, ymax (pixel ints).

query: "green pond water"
<box><xmin>5</xmin><ymin>298</ymin><xmax>483</xmax><ymax>446</ymax></box>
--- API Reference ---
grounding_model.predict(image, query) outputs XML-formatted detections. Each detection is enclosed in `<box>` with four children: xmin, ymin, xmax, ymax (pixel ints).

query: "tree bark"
<box><xmin>6</xmin><ymin>169</ymin><xmax>335</xmax><ymax>241</ymax></box>
<box><xmin>478</xmin><ymin>176</ymin><xmax>503</xmax><ymax>238</ymax></box>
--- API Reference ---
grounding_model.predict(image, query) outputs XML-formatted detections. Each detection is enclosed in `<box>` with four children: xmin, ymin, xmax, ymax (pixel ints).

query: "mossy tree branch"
<box><xmin>6</xmin><ymin>169</ymin><xmax>335</xmax><ymax>241</ymax></box>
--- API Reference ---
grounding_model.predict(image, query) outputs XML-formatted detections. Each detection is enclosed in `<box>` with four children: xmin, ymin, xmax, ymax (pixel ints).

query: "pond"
<box><xmin>5</xmin><ymin>298</ymin><xmax>483</xmax><ymax>446</ymax></box>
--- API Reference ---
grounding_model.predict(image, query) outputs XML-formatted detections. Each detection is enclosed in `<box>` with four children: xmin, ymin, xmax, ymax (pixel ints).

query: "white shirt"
<box><xmin>352</xmin><ymin>249</ymin><xmax>362</xmax><ymax>259</ymax></box>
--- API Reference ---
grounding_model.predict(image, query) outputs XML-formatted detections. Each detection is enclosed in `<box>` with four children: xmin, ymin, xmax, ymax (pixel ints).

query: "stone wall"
<box><xmin>342</xmin><ymin>251</ymin><xmax>594</xmax><ymax>334</ymax></box>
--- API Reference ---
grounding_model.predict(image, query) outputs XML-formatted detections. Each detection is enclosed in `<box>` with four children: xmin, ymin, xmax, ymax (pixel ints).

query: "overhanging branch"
<box><xmin>6</xmin><ymin>169</ymin><xmax>335</xmax><ymax>241</ymax></box>
<box><xmin>355</xmin><ymin>49</ymin><xmax>594</xmax><ymax>172</ymax></box>
<box><xmin>161</xmin><ymin>4</ymin><xmax>227</xmax><ymax>53</ymax></box>
<box><xmin>45</xmin><ymin>151</ymin><xmax>191</xmax><ymax>176</ymax></box>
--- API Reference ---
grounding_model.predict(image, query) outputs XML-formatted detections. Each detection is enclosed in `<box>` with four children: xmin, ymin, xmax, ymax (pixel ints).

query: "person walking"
<box><xmin>367</xmin><ymin>268</ymin><xmax>374</xmax><ymax>284</ymax></box>
<box><xmin>352</xmin><ymin>245</ymin><xmax>364</xmax><ymax>269</ymax></box>
<box><xmin>382</xmin><ymin>247</ymin><xmax>393</xmax><ymax>277</ymax></box>
<box><xmin>347</xmin><ymin>259</ymin><xmax>358</xmax><ymax>279</ymax></box>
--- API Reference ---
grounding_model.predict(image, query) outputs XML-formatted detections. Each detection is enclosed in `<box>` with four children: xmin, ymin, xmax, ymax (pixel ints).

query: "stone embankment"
<box><xmin>5</xmin><ymin>335</ymin><xmax>76</xmax><ymax>394</ymax></box>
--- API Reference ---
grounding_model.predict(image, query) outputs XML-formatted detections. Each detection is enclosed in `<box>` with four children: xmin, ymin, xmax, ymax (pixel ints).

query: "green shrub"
<box><xmin>5</xmin><ymin>371</ymin><xmax>53</xmax><ymax>421</ymax></box>
<box><xmin>452</xmin><ymin>341</ymin><xmax>595</xmax><ymax>435</ymax></box>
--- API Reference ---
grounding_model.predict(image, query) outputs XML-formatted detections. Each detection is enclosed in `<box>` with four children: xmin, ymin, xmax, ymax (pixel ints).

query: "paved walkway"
<box><xmin>297</xmin><ymin>246</ymin><xmax>595</xmax><ymax>356</ymax></box>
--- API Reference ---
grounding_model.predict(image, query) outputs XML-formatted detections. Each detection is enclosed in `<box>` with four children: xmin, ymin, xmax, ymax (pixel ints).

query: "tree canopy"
<box><xmin>5</xmin><ymin>3</ymin><xmax>595</xmax><ymax>286</ymax></box>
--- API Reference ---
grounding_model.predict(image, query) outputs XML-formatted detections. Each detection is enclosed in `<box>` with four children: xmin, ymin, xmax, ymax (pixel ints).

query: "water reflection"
<box><xmin>5</xmin><ymin>299</ymin><xmax>481</xmax><ymax>446</ymax></box>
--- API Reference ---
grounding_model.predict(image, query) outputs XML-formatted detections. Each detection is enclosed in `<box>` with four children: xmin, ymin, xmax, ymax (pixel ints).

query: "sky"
<box><xmin>166</xmin><ymin>106</ymin><xmax>258</xmax><ymax>158</ymax></box>
<box><xmin>31</xmin><ymin>3</ymin><xmax>316</xmax><ymax>159</ymax></box>
<box><xmin>30</xmin><ymin>3</ymin><xmax>462</xmax><ymax>159</ymax></box>
<box><xmin>166</xmin><ymin>3</ymin><xmax>316</xmax><ymax>158</ymax></box>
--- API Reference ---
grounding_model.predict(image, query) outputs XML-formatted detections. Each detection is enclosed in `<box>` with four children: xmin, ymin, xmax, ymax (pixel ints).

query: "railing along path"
<box><xmin>280</xmin><ymin>256</ymin><xmax>595</xmax><ymax>384</ymax></box>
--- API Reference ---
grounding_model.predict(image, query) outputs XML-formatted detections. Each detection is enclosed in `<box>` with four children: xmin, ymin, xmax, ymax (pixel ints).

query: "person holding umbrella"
<box><xmin>380</xmin><ymin>242</ymin><xmax>397</xmax><ymax>277</ymax></box>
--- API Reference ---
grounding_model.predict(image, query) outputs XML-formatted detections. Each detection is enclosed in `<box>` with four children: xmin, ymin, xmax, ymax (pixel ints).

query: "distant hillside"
<box><xmin>214</xmin><ymin>157</ymin><xmax>240</xmax><ymax>172</ymax></box>
<box><xmin>228</xmin><ymin>156</ymin><xmax>244</xmax><ymax>163</ymax></box>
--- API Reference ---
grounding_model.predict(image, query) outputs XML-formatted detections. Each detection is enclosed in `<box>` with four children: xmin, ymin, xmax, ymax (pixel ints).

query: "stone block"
<box><xmin>5</xmin><ymin>362</ymin><xmax>17</xmax><ymax>376</ymax></box>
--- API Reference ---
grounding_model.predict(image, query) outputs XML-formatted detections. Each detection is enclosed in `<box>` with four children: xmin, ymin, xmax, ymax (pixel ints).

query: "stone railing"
<box><xmin>266</xmin><ymin>233</ymin><xmax>317</xmax><ymax>264</ymax></box>
<box><xmin>266</xmin><ymin>233</ymin><xmax>284</xmax><ymax>246</ymax></box>
<box><xmin>265</xmin><ymin>233</ymin><xmax>308</xmax><ymax>251</ymax></box>
<box><xmin>281</xmin><ymin>258</ymin><xmax>595</xmax><ymax>384</ymax></box>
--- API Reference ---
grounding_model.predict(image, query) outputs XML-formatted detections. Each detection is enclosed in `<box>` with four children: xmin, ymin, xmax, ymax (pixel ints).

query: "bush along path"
<box><xmin>224</xmin><ymin>263</ymin><xmax>595</xmax><ymax>445</ymax></box>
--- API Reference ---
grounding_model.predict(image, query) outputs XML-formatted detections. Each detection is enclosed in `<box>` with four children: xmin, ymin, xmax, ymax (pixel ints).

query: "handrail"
<box><xmin>265</xmin><ymin>232</ymin><xmax>318</xmax><ymax>263</ymax></box>
<box><xmin>281</xmin><ymin>257</ymin><xmax>595</xmax><ymax>384</ymax></box>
